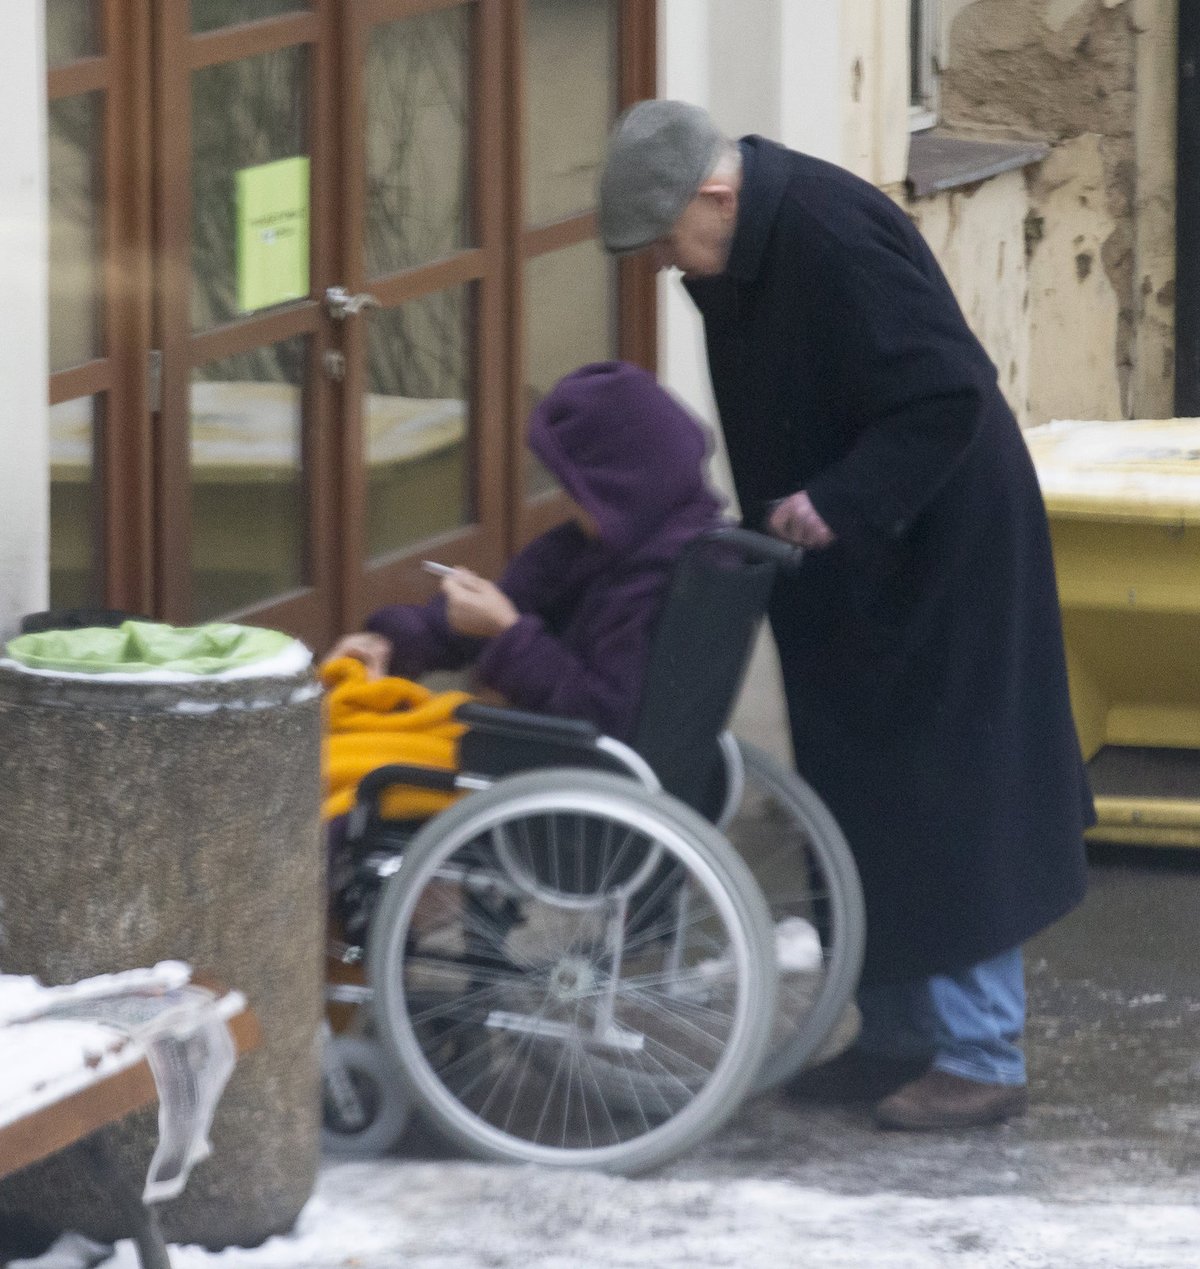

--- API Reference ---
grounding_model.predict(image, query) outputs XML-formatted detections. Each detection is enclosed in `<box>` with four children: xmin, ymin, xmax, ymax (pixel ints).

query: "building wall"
<box><xmin>937</xmin><ymin>0</ymin><xmax>1177</xmax><ymax>423</ymax></box>
<box><xmin>905</xmin><ymin>171</ymin><xmax>1035</xmax><ymax>422</ymax></box>
<box><xmin>657</xmin><ymin>0</ymin><xmax>846</xmax><ymax>760</ymax></box>
<box><xmin>0</xmin><ymin>1</ymin><xmax>49</xmax><ymax>637</ymax></box>
<box><xmin>655</xmin><ymin>0</ymin><xmax>1179</xmax><ymax>756</ymax></box>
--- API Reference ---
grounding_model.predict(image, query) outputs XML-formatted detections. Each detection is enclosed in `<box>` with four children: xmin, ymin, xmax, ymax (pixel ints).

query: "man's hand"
<box><xmin>767</xmin><ymin>491</ymin><xmax>837</xmax><ymax>549</ymax></box>
<box><xmin>324</xmin><ymin>631</ymin><xmax>393</xmax><ymax>678</ymax></box>
<box><xmin>443</xmin><ymin>570</ymin><xmax>520</xmax><ymax>639</ymax></box>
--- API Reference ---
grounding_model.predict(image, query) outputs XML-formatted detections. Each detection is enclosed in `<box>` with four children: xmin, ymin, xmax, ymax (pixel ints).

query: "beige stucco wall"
<box><xmin>841</xmin><ymin>0</ymin><xmax>911</xmax><ymax>188</ymax></box>
<box><xmin>934</xmin><ymin>0</ymin><xmax>1177</xmax><ymax>424</ymax></box>
<box><xmin>905</xmin><ymin>170</ymin><xmax>1036</xmax><ymax>423</ymax></box>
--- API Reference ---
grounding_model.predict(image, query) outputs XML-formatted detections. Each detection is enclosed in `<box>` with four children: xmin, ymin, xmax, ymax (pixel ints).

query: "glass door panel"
<box><xmin>153</xmin><ymin>3</ymin><xmax>334</xmax><ymax>645</ymax></box>
<box><xmin>365</xmin><ymin>9</ymin><xmax>473</xmax><ymax>277</ymax></box>
<box><xmin>191</xmin><ymin>47</ymin><xmax>309</xmax><ymax>329</ymax></box>
<box><xmin>523</xmin><ymin>239</ymin><xmax>617</xmax><ymax>496</ymax></box>
<box><xmin>47</xmin><ymin>0</ymin><xmax>100</xmax><ymax>67</ymax></box>
<box><xmin>46</xmin><ymin>2</ymin><xmax>121</xmax><ymax>612</ymax></box>
<box><xmin>525</xmin><ymin>0</ymin><xmax>617</xmax><ymax>225</ymax></box>
<box><xmin>516</xmin><ymin>0</ymin><xmax>625</xmax><ymax>539</ymax></box>
<box><xmin>52</xmin><ymin>1</ymin><xmax>654</xmax><ymax>643</ymax></box>
<box><xmin>48</xmin><ymin>92</ymin><xmax>105</xmax><ymax>372</ymax></box>
<box><xmin>525</xmin><ymin>240</ymin><xmax>617</xmax><ymax>398</ymax></box>
<box><xmin>365</xmin><ymin>287</ymin><xmax>475</xmax><ymax>560</ymax></box>
<box><xmin>190</xmin><ymin>338</ymin><xmax>309</xmax><ymax>619</ymax></box>
<box><xmin>341</xmin><ymin>0</ymin><xmax>507</xmax><ymax>625</ymax></box>
<box><xmin>48</xmin><ymin>396</ymin><xmax>105</xmax><ymax>609</ymax></box>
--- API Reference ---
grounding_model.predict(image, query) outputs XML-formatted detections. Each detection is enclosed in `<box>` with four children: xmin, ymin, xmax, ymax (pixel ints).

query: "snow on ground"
<box><xmin>73</xmin><ymin>1160</ymin><xmax>1200</xmax><ymax>1269</ymax></box>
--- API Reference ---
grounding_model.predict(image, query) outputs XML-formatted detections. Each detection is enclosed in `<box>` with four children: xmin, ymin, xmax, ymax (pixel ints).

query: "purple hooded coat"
<box><xmin>365</xmin><ymin>361</ymin><xmax>723</xmax><ymax>741</ymax></box>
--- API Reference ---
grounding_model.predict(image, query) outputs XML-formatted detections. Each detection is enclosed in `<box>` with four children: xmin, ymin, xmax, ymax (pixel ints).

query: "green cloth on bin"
<box><xmin>5</xmin><ymin>620</ymin><xmax>294</xmax><ymax>675</ymax></box>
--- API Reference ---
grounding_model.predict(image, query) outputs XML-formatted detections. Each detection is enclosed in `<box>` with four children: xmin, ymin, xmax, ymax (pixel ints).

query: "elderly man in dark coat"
<box><xmin>599</xmin><ymin>100</ymin><xmax>1093</xmax><ymax>1131</ymax></box>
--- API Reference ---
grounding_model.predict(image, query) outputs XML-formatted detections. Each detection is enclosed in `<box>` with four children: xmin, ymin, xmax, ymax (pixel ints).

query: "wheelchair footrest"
<box><xmin>484</xmin><ymin>1010</ymin><xmax>645</xmax><ymax>1053</ymax></box>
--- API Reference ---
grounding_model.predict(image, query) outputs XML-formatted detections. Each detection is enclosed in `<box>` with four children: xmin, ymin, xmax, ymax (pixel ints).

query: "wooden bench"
<box><xmin>0</xmin><ymin>975</ymin><xmax>259</xmax><ymax>1269</ymax></box>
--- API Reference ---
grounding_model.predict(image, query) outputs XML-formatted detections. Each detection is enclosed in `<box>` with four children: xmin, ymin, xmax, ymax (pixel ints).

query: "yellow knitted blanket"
<box><xmin>321</xmin><ymin>657</ymin><xmax>471</xmax><ymax>823</ymax></box>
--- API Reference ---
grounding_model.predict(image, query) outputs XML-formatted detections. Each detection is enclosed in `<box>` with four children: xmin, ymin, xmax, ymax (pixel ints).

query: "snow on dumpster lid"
<box><xmin>2</xmin><ymin>619</ymin><xmax>312</xmax><ymax>680</ymax></box>
<box><xmin>1025</xmin><ymin>418</ymin><xmax>1200</xmax><ymax>522</ymax></box>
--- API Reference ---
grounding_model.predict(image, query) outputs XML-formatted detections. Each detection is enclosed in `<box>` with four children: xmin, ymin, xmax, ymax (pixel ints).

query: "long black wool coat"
<box><xmin>687</xmin><ymin>137</ymin><xmax>1093</xmax><ymax>986</ymax></box>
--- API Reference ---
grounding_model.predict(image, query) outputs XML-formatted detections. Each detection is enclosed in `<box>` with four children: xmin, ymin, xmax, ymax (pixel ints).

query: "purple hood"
<box><xmin>528</xmin><ymin>361</ymin><xmax>722</xmax><ymax>554</ymax></box>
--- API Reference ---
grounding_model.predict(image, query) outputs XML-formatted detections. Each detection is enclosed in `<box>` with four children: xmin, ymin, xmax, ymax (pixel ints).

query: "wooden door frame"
<box><xmin>46</xmin><ymin>0</ymin><xmax>657</xmax><ymax>636</ymax></box>
<box><xmin>47</xmin><ymin>0</ymin><xmax>155</xmax><ymax>615</ymax></box>
<box><xmin>336</xmin><ymin>0</ymin><xmax>512</xmax><ymax>630</ymax></box>
<box><xmin>151</xmin><ymin>2</ymin><xmax>341</xmax><ymax>645</ymax></box>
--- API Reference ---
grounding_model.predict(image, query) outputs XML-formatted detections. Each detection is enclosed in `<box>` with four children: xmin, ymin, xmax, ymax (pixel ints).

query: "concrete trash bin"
<box><xmin>0</xmin><ymin>621</ymin><xmax>324</xmax><ymax>1248</ymax></box>
<box><xmin>1025</xmin><ymin>418</ymin><xmax>1200</xmax><ymax>848</ymax></box>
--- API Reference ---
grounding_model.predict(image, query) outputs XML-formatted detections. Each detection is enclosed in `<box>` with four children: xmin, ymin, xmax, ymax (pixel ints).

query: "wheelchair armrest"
<box><xmin>454</xmin><ymin>704</ymin><xmax>643</xmax><ymax>785</ymax></box>
<box><xmin>454</xmin><ymin>701</ymin><xmax>601</xmax><ymax>746</ymax></box>
<box><xmin>356</xmin><ymin>763</ymin><xmax>458</xmax><ymax>803</ymax></box>
<box><xmin>347</xmin><ymin>763</ymin><xmax>459</xmax><ymax>843</ymax></box>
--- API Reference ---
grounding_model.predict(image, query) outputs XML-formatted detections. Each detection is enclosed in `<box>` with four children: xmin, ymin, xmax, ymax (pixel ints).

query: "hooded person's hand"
<box><xmin>323</xmin><ymin>631</ymin><xmax>393</xmax><ymax>678</ymax></box>
<box><xmin>442</xmin><ymin>570</ymin><xmax>520</xmax><ymax>639</ymax></box>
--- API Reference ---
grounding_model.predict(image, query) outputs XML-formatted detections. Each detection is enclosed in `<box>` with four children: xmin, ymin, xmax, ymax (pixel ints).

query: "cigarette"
<box><xmin>421</xmin><ymin>560</ymin><xmax>459</xmax><ymax>577</ymax></box>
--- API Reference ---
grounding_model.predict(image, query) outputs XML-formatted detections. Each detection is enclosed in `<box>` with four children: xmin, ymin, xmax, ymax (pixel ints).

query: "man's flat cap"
<box><xmin>598</xmin><ymin>100</ymin><xmax>724</xmax><ymax>254</ymax></box>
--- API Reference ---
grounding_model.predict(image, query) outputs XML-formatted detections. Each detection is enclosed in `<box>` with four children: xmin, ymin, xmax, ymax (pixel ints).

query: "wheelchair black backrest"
<box><xmin>630</xmin><ymin>526</ymin><xmax>794</xmax><ymax>812</ymax></box>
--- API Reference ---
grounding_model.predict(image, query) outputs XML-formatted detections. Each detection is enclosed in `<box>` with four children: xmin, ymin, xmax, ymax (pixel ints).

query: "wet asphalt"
<box><xmin>669</xmin><ymin>841</ymin><xmax>1200</xmax><ymax>1204</ymax></box>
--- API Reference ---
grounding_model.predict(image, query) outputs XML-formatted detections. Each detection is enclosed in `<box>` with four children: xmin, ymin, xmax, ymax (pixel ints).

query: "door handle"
<box><xmin>325</xmin><ymin>286</ymin><xmax>380</xmax><ymax>320</ymax></box>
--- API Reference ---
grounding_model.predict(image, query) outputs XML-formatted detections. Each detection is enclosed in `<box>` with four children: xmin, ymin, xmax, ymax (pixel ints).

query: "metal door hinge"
<box><xmin>147</xmin><ymin>349</ymin><xmax>162</xmax><ymax>412</ymax></box>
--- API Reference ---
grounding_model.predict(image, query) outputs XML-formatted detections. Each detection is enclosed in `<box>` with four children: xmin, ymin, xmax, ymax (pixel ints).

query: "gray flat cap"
<box><xmin>598</xmin><ymin>100</ymin><xmax>725</xmax><ymax>254</ymax></box>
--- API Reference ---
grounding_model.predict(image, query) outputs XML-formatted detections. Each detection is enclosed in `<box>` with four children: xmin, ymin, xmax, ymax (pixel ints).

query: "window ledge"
<box><xmin>906</xmin><ymin>132</ymin><xmax>1050</xmax><ymax>199</ymax></box>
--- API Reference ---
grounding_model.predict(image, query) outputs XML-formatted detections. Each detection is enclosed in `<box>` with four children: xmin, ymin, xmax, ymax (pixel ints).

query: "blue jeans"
<box><xmin>855</xmin><ymin>947</ymin><xmax>1027</xmax><ymax>1086</ymax></box>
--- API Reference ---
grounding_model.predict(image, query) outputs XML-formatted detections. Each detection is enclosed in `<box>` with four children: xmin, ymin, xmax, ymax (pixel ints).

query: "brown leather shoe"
<box><xmin>783</xmin><ymin>1048</ymin><xmax>932</xmax><ymax>1104</ymax></box>
<box><xmin>874</xmin><ymin>1069</ymin><xmax>1029</xmax><ymax>1131</ymax></box>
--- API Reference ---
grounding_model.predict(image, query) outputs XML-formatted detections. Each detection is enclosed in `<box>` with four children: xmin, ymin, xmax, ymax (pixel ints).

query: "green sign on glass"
<box><xmin>235</xmin><ymin>156</ymin><xmax>311</xmax><ymax>313</ymax></box>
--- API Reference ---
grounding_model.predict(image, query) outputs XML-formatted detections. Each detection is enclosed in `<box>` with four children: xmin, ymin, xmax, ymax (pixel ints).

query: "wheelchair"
<box><xmin>321</xmin><ymin>527</ymin><xmax>866</xmax><ymax>1173</ymax></box>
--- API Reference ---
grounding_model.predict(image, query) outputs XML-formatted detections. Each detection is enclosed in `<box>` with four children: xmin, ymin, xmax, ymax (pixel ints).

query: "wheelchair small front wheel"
<box><xmin>320</xmin><ymin>1033</ymin><xmax>411</xmax><ymax>1159</ymax></box>
<box><xmin>368</xmin><ymin>769</ymin><xmax>777</xmax><ymax>1174</ymax></box>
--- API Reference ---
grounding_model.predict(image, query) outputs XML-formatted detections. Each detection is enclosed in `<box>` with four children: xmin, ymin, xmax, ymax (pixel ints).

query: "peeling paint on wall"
<box><xmin>1027</xmin><ymin>134</ymin><xmax>1125</xmax><ymax>421</ymax></box>
<box><xmin>935</xmin><ymin>0</ymin><xmax>1175</xmax><ymax>422</ymax></box>
<box><xmin>904</xmin><ymin>171</ymin><xmax>1035</xmax><ymax>424</ymax></box>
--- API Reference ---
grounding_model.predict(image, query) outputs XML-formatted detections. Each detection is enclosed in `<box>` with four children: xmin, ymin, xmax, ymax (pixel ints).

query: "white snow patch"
<box><xmin>70</xmin><ymin>1161</ymin><xmax>1200</xmax><ymax>1269</ymax></box>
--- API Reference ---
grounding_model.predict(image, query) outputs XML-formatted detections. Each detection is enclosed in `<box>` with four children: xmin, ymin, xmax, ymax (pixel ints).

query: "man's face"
<box><xmin>652</xmin><ymin>183</ymin><xmax>738</xmax><ymax>277</ymax></box>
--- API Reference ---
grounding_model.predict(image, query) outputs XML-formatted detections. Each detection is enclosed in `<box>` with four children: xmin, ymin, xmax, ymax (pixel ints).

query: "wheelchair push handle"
<box><xmin>700</xmin><ymin>524</ymin><xmax>805</xmax><ymax>569</ymax></box>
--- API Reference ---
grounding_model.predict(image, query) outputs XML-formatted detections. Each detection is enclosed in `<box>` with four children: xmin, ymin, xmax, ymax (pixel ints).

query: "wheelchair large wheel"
<box><xmin>368</xmin><ymin>769</ymin><xmax>777</xmax><ymax>1174</ymax></box>
<box><xmin>723</xmin><ymin>740</ymin><xmax>866</xmax><ymax>1092</ymax></box>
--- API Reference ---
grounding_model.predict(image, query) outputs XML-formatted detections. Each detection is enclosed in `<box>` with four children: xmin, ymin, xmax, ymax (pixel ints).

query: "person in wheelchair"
<box><xmin>321</xmin><ymin>357</ymin><xmax>725</xmax><ymax>905</ymax></box>
<box><xmin>324</xmin><ymin>358</ymin><xmax>723</xmax><ymax>749</ymax></box>
<box><xmin>318</xmin><ymin>360</ymin><xmax>859</xmax><ymax>1170</ymax></box>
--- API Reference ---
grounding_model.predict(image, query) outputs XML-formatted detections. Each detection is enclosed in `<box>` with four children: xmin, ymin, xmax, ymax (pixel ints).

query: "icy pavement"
<box><xmin>63</xmin><ymin>1158</ymin><xmax>1200</xmax><ymax>1269</ymax></box>
<box><xmin>8</xmin><ymin>844</ymin><xmax>1200</xmax><ymax>1269</ymax></box>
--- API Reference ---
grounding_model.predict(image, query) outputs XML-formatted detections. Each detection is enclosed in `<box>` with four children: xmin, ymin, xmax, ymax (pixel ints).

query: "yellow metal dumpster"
<box><xmin>1025</xmin><ymin>417</ymin><xmax>1200</xmax><ymax>849</ymax></box>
